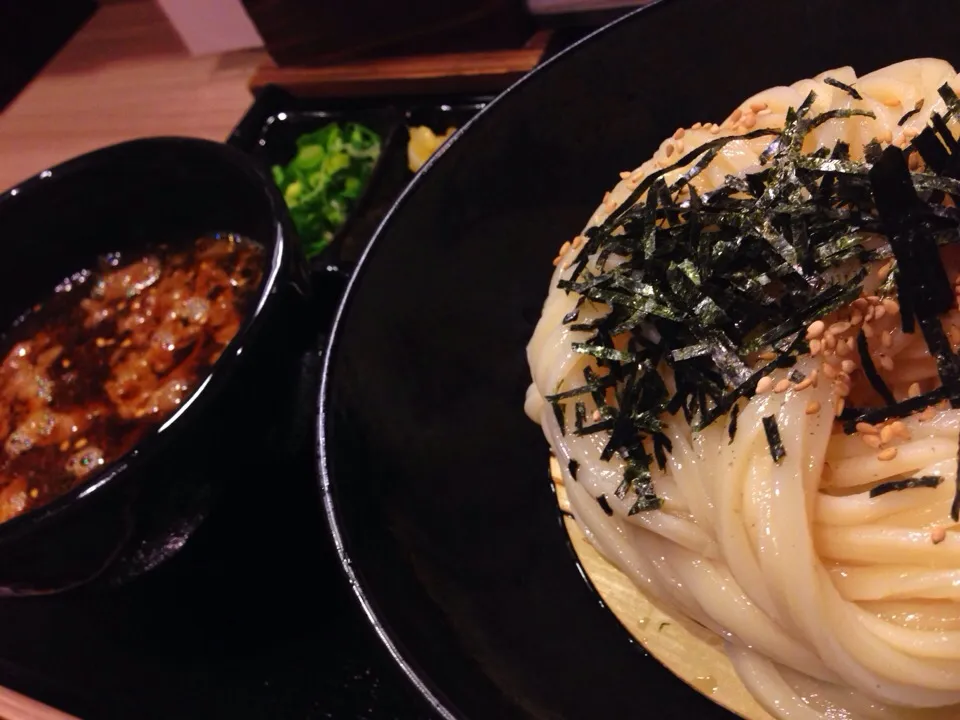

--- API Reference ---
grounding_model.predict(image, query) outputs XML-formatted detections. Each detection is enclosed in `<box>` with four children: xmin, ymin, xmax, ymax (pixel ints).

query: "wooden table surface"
<box><xmin>0</xmin><ymin>2</ymin><xmax>263</xmax><ymax>716</ymax></box>
<box><xmin>0</xmin><ymin>1</ymin><xmax>266</xmax><ymax>191</ymax></box>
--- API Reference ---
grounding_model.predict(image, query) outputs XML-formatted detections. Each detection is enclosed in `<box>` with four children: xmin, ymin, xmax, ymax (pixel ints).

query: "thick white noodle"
<box><xmin>527</xmin><ymin>59</ymin><xmax>960</xmax><ymax>717</ymax></box>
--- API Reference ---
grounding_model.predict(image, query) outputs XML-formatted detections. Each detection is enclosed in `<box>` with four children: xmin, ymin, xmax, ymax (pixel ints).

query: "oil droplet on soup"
<box><xmin>0</xmin><ymin>234</ymin><xmax>263</xmax><ymax>523</ymax></box>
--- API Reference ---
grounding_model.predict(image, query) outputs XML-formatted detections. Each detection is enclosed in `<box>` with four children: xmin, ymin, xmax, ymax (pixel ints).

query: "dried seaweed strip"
<box><xmin>869</xmin><ymin>476</ymin><xmax>942</xmax><ymax>498</ymax></box>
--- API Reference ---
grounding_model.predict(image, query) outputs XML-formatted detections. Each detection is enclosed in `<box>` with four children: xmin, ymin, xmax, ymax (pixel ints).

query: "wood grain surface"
<box><xmin>549</xmin><ymin>455</ymin><xmax>772</xmax><ymax>720</ymax></box>
<box><xmin>0</xmin><ymin>0</ymin><xmax>266</xmax><ymax>191</ymax></box>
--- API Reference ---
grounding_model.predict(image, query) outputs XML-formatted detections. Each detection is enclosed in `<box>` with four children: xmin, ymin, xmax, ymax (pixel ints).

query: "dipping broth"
<box><xmin>0</xmin><ymin>234</ymin><xmax>263</xmax><ymax>523</ymax></box>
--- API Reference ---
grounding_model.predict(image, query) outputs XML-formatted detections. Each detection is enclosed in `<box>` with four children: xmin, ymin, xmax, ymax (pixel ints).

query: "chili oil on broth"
<box><xmin>0</xmin><ymin>233</ymin><xmax>264</xmax><ymax>523</ymax></box>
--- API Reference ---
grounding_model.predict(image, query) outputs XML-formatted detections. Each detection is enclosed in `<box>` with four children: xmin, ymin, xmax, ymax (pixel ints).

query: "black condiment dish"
<box><xmin>0</xmin><ymin>137</ymin><xmax>310</xmax><ymax>595</ymax></box>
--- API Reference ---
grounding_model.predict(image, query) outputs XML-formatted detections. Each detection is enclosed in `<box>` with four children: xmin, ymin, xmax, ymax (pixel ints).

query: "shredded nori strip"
<box><xmin>596</xmin><ymin>494</ymin><xmax>614</xmax><ymax>516</ymax></box>
<box><xmin>856</xmin><ymin>330</ymin><xmax>895</xmax><ymax>405</ymax></box>
<box><xmin>728</xmin><ymin>401</ymin><xmax>740</xmax><ymax>444</ymax></box>
<box><xmin>551</xmin><ymin>89</ymin><xmax>960</xmax><ymax>515</ymax></box>
<box><xmin>899</xmin><ymin>99</ymin><xmax>925</xmax><ymax>126</ymax></box>
<box><xmin>823</xmin><ymin>76</ymin><xmax>862</xmax><ymax>100</ymax></box>
<box><xmin>762</xmin><ymin>415</ymin><xmax>786</xmax><ymax>464</ymax></box>
<box><xmin>567</xmin><ymin>459</ymin><xmax>579</xmax><ymax>481</ymax></box>
<box><xmin>870</xmin><ymin>476</ymin><xmax>942</xmax><ymax>498</ymax></box>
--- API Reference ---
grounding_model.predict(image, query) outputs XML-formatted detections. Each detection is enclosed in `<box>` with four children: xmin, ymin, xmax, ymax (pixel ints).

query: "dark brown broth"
<box><xmin>0</xmin><ymin>234</ymin><xmax>264</xmax><ymax>522</ymax></box>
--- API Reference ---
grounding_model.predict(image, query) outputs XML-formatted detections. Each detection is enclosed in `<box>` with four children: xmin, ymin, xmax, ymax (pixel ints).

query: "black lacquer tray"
<box><xmin>0</xmin><ymin>88</ymin><xmax>492</xmax><ymax>720</ymax></box>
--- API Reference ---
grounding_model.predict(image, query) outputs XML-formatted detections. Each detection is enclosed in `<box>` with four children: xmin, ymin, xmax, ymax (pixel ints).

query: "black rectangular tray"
<box><xmin>0</xmin><ymin>88</ymin><xmax>490</xmax><ymax>720</ymax></box>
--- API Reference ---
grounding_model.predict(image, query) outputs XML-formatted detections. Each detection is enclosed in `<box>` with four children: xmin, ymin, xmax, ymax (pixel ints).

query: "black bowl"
<box><xmin>0</xmin><ymin>137</ymin><xmax>310</xmax><ymax>595</ymax></box>
<box><xmin>318</xmin><ymin>0</ymin><xmax>960</xmax><ymax>717</ymax></box>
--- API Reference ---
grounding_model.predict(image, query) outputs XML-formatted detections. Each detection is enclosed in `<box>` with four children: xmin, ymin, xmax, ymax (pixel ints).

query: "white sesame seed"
<box><xmin>756</xmin><ymin>376</ymin><xmax>774</xmax><ymax>394</ymax></box>
<box><xmin>806</xmin><ymin>320</ymin><xmax>826</xmax><ymax>339</ymax></box>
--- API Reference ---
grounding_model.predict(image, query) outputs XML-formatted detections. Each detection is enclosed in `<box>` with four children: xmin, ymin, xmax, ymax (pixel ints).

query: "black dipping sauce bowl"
<box><xmin>0</xmin><ymin>137</ymin><xmax>310</xmax><ymax>595</ymax></box>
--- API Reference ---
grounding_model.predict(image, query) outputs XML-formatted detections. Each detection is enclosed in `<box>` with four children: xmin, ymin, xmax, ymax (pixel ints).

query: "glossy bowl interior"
<box><xmin>318</xmin><ymin>0</ymin><xmax>960</xmax><ymax>717</ymax></box>
<box><xmin>0</xmin><ymin>137</ymin><xmax>308</xmax><ymax>593</ymax></box>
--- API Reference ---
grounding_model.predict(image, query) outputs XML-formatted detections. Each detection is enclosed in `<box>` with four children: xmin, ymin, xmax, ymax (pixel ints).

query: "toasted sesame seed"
<box><xmin>809</xmin><ymin>369</ymin><xmax>819</xmax><ymax>387</ymax></box>
<box><xmin>880</xmin><ymin>332</ymin><xmax>892</xmax><ymax>348</ymax></box>
<box><xmin>675</xmin><ymin>140</ymin><xmax>685</xmax><ymax>153</ymax></box>
<box><xmin>835</xmin><ymin>398</ymin><xmax>845</xmax><ymax>416</ymax></box>
<box><xmin>756</xmin><ymin>376</ymin><xmax>774</xmax><ymax>394</ymax></box>
<box><xmin>856</xmin><ymin>422</ymin><xmax>878</xmax><ymax>435</ymax></box>
<box><xmin>743</xmin><ymin>114</ymin><xmax>757</xmax><ymax>129</ymax></box>
<box><xmin>572</xmin><ymin>235</ymin><xmax>585</xmax><ymax>249</ymax></box>
<box><xmin>805</xmin><ymin>400</ymin><xmax>821</xmax><ymax>415</ymax></box>
<box><xmin>809</xmin><ymin>338</ymin><xmax>822</xmax><ymax>356</ymax></box>
<box><xmin>853</xmin><ymin>298</ymin><xmax>870</xmax><ymax>311</ymax></box>
<box><xmin>846</xmin><ymin>337</ymin><xmax>856</xmax><ymax>353</ymax></box>
<box><xmin>59</xmin><ymin>440</ymin><xmax>69</xmax><ymax>452</ymax></box>
<box><xmin>75</xmin><ymin>438</ymin><xmax>88</xmax><ymax>450</ymax></box>
<box><xmin>758</xmin><ymin>108</ymin><xmax>773</xmax><ymax>116</ymax></box>
<box><xmin>692</xmin><ymin>122</ymin><xmax>703</xmax><ymax>130</ymax></box>
<box><xmin>908</xmin><ymin>382</ymin><xmax>922</xmax><ymax>398</ymax></box>
<box><xmin>878</xmin><ymin>129</ymin><xmax>893</xmax><ymax>145</ymax></box>
<box><xmin>552</xmin><ymin>256</ymin><xmax>562</xmax><ymax>267</ymax></box>
<box><xmin>824</xmin><ymin>334</ymin><xmax>837</xmax><ymax>350</ymax></box>
<box><xmin>829</xmin><ymin>321</ymin><xmax>851</xmax><ymax>336</ymax></box>
<box><xmin>592</xmin><ymin>409</ymin><xmax>602</xmax><ymax>421</ymax></box>
<box><xmin>874</xmin><ymin>306</ymin><xmax>887</xmax><ymax>320</ymax></box>
<box><xmin>774</xmin><ymin>379</ymin><xmax>791</xmax><ymax>393</ymax></box>
<box><xmin>890</xmin><ymin>420</ymin><xmax>910</xmax><ymax>439</ymax></box>
<box><xmin>619</xmin><ymin>171</ymin><xmax>631</xmax><ymax>180</ymax></box>
<box><xmin>932</xmin><ymin>527</ymin><xmax>947</xmax><ymax>545</ymax></box>
<box><xmin>862</xmin><ymin>323</ymin><xmax>874</xmax><ymax>338</ymax></box>
<box><xmin>861</xmin><ymin>433</ymin><xmax>882</xmax><ymax>448</ymax></box>
<box><xmin>710</xmin><ymin>124</ymin><xmax>721</xmax><ymax>135</ymax></box>
<box><xmin>879</xmin><ymin>355</ymin><xmax>894</xmax><ymax>372</ymax></box>
<box><xmin>880</xmin><ymin>298</ymin><xmax>899</xmax><ymax>315</ymax></box>
<box><xmin>822</xmin><ymin>363</ymin><xmax>838</xmax><ymax>379</ymax></box>
<box><xmin>673</xmin><ymin>127</ymin><xmax>685</xmax><ymax>140</ymax></box>
<box><xmin>877</xmin><ymin>447</ymin><xmax>898</xmax><ymax>461</ymax></box>
<box><xmin>806</xmin><ymin>320</ymin><xmax>826</xmax><ymax>339</ymax></box>
<box><xmin>908</xmin><ymin>153</ymin><xmax>922</xmax><ymax>171</ymax></box>
<box><xmin>840</xmin><ymin>359</ymin><xmax>856</xmax><ymax>374</ymax></box>
<box><xmin>825</xmin><ymin>354</ymin><xmax>841</xmax><ymax>367</ymax></box>
<box><xmin>835</xmin><ymin>381</ymin><xmax>851</xmax><ymax>397</ymax></box>
<box><xmin>750</xmin><ymin>101</ymin><xmax>768</xmax><ymax>113</ymax></box>
<box><xmin>729</xmin><ymin>109</ymin><xmax>743</xmax><ymax>124</ymax></box>
<box><xmin>850</xmin><ymin>310</ymin><xmax>863</xmax><ymax>325</ymax></box>
<box><xmin>665</xmin><ymin>143</ymin><xmax>675</xmax><ymax>158</ymax></box>
<box><xmin>878</xmin><ymin>261</ymin><xmax>894</xmax><ymax>281</ymax></box>
<box><xmin>794</xmin><ymin>377</ymin><xmax>813</xmax><ymax>391</ymax></box>
<box><xmin>559</xmin><ymin>240</ymin><xmax>572</xmax><ymax>256</ymax></box>
<box><xmin>758</xmin><ymin>351</ymin><xmax>777</xmax><ymax>361</ymax></box>
<box><xmin>879</xmin><ymin>425</ymin><xmax>895</xmax><ymax>444</ymax></box>
<box><xmin>920</xmin><ymin>407</ymin><xmax>937</xmax><ymax>421</ymax></box>
<box><xmin>836</xmin><ymin>340</ymin><xmax>850</xmax><ymax>357</ymax></box>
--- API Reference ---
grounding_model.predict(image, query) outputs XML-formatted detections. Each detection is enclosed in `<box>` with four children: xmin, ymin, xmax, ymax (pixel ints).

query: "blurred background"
<box><xmin>0</xmin><ymin>0</ymin><xmax>653</xmax><ymax>187</ymax></box>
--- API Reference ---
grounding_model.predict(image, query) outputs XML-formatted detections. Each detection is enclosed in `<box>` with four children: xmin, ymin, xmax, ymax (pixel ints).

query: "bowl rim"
<box><xmin>314</xmin><ymin>2</ymin><xmax>666</xmax><ymax>717</ymax></box>
<box><xmin>0</xmin><ymin>136</ymin><xmax>296</xmax><ymax>542</ymax></box>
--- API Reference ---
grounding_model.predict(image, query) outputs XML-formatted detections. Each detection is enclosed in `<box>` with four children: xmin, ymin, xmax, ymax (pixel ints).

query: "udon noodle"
<box><xmin>526</xmin><ymin>59</ymin><xmax>960</xmax><ymax>718</ymax></box>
